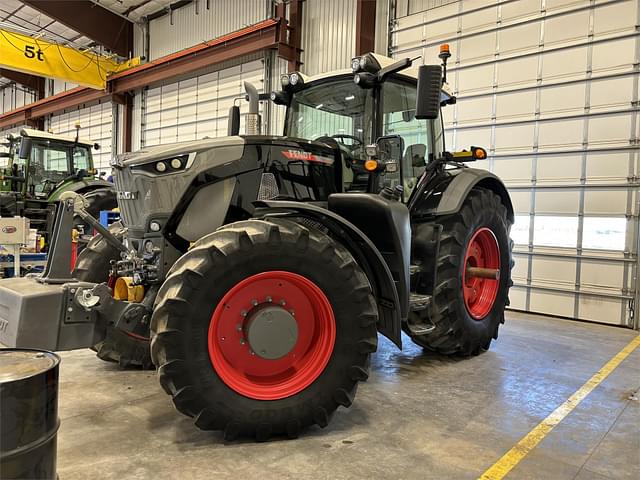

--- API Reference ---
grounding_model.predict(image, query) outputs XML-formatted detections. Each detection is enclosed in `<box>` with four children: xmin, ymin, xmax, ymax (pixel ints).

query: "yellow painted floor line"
<box><xmin>479</xmin><ymin>334</ymin><xmax>640</xmax><ymax>480</ymax></box>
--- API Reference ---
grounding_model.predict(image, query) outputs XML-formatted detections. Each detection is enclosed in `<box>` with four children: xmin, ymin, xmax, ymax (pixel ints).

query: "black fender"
<box><xmin>411</xmin><ymin>167</ymin><xmax>514</xmax><ymax>222</ymax></box>
<box><xmin>254</xmin><ymin>200</ymin><xmax>402</xmax><ymax>349</ymax></box>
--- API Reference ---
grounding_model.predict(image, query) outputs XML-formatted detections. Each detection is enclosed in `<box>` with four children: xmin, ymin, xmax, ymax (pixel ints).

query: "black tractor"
<box><xmin>0</xmin><ymin>51</ymin><xmax>513</xmax><ymax>440</ymax></box>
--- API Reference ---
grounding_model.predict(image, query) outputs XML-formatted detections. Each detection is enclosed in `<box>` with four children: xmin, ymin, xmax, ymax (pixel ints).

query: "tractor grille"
<box><xmin>114</xmin><ymin>167</ymin><xmax>193</xmax><ymax>230</ymax></box>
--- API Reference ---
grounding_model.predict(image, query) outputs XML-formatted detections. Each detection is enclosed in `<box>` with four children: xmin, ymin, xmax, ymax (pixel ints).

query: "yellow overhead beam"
<box><xmin>0</xmin><ymin>28</ymin><xmax>139</xmax><ymax>90</ymax></box>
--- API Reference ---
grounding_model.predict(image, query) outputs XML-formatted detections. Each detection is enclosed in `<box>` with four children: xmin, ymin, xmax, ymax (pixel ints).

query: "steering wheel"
<box><xmin>328</xmin><ymin>134</ymin><xmax>363</xmax><ymax>149</ymax></box>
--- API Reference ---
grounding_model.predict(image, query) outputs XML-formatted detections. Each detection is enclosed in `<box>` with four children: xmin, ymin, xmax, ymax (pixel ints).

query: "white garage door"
<box><xmin>141</xmin><ymin>57</ymin><xmax>265</xmax><ymax>147</ymax></box>
<box><xmin>47</xmin><ymin>101</ymin><xmax>114</xmax><ymax>172</ymax></box>
<box><xmin>391</xmin><ymin>0</ymin><xmax>639</xmax><ymax>327</ymax></box>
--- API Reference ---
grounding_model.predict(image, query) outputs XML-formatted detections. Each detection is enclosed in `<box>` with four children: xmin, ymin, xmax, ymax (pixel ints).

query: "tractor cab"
<box><xmin>274</xmin><ymin>52</ymin><xmax>454</xmax><ymax>201</ymax></box>
<box><xmin>1</xmin><ymin>128</ymin><xmax>100</xmax><ymax>199</ymax></box>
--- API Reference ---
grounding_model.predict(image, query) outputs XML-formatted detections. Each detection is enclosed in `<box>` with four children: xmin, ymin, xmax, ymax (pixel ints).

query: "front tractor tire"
<box><xmin>151</xmin><ymin>219</ymin><xmax>378</xmax><ymax>440</ymax></box>
<box><xmin>73</xmin><ymin>222</ymin><xmax>153</xmax><ymax>369</ymax></box>
<box><xmin>409</xmin><ymin>187</ymin><xmax>513</xmax><ymax>356</ymax></box>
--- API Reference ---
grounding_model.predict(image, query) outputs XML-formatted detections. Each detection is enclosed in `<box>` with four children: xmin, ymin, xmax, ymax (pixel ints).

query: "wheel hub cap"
<box><xmin>246</xmin><ymin>306</ymin><xmax>298</xmax><ymax>360</ymax></box>
<box><xmin>463</xmin><ymin>227</ymin><xmax>501</xmax><ymax>320</ymax></box>
<box><xmin>208</xmin><ymin>271</ymin><xmax>336</xmax><ymax>400</ymax></box>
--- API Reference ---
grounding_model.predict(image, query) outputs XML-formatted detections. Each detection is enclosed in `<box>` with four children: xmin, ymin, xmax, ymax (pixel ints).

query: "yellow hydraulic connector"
<box><xmin>113</xmin><ymin>277</ymin><xmax>144</xmax><ymax>302</ymax></box>
<box><xmin>0</xmin><ymin>28</ymin><xmax>140</xmax><ymax>90</ymax></box>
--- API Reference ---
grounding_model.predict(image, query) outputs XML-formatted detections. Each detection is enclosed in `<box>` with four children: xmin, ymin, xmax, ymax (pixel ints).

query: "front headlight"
<box><xmin>289</xmin><ymin>73</ymin><xmax>300</xmax><ymax>86</ymax></box>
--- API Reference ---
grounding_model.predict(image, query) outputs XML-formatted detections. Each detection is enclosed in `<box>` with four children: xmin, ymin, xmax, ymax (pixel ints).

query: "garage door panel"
<box><xmin>454</xmin><ymin>126</ymin><xmax>491</xmax><ymax>151</ymax></box>
<box><xmin>512</xmin><ymin>253</ymin><xmax>530</xmax><ymax>282</ymax></box>
<box><xmin>461</xmin><ymin>5</ymin><xmax>497</xmax><ymax>33</ymax></box>
<box><xmin>536</xmin><ymin>154</ymin><xmax>582</xmax><ymax>184</ymax></box>
<box><xmin>590</xmin><ymin>75</ymin><xmax>635</xmax><ymax>112</ymax></box>
<box><xmin>494</xmin><ymin>124</ymin><xmax>534</xmax><ymax>153</ymax></box>
<box><xmin>585</xmin><ymin>151</ymin><xmax>631</xmax><ymax>183</ymax></box>
<box><xmin>581</xmin><ymin>259</ymin><xmax>625</xmax><ymax>290</ymax></box>
<box><xmin>538</xmin><ymin>118</ymin><xmax>583</xmax><ymax>150</ymax></box>
<box><xmin>588</xmin><ymin>113</ymin><xmax>632</xmax><ymax>147</ymax></box>
<box><xmin>497</xmin><ymin>56</ymin><xmax>539</xmax><ymax>88</ymax></box>
<box><xmin>541</xmin><ymin>45</ymin><xmax>588</xmax><ymax>81</ymax></box>
<box><xmin>456</xmin><ymin>96</ymin><xmax>493</xmax><ymax>123</ymax></box>
<box><xmin>583</xmin><ymin>190</ymin><xmax>628</xmax><ymax>215</ymax></box>
<box><xmin>508</xmin><ymin>286</ymin><xmax>528</xmax><ymax>310</ymax></box>
<box><xmin>591</xmin><ymin>37</ymin><xmax>636</xmax><ymax>75</ymax></box>
<box><xmin>535</xmin><ymin>190</ymin><xmax>580</xmax><ymax>214</ymax></box>
<box><xmin>531</xmin><ymin>256</ymin><xmax>576</xmax><ymax>285</ymax></box>
<box><xmin>493</xmin><ymin>157</ymin><xmax>532</xmax><ymax>184</ymax></box>
<box><xmin>544</xmin><ymin>10</ymin><xmax>590</xmax><ymax>46</ymax></box>
<box><xmin>578</xmin><ymin>296</ymin><xmax>623</xmax><ymax>325</ymax></box>
<box><xmin>498</xmin><ymin>21</ymin><xmax>540</xmax><ymax>56</ymax></box>
<box><xmin>546</xmin><ymin>0</ymin><xmax>589</xmax><ymax>11</ymax></box>
<box><xmin>593</xmin><ymin>0</ymin><xmax>637</xmax><ymax>36</ymax></box>
<box><xmin>457</xmin><ymin>64</ymin><xmax>494</xmax><ymax>93</ymax></box>
<box><xmin>459</xmin><ymin>32</ymin><xmax>496</xmax><ymax>63</ymax></box>
<box><xmin>529</xmin><ymin>290</ymin><xmax>575</xmax><ymax>317</ymax></box>
<box><xmin>502</xmin><ymin>0</ymin><xmax>541</xmax><ymax>22</ymax></box>
<box><xmin>510</xmin><ymin>191</ymin><xmax>532</xmax><ymax>215</ymax></box>
<box><xmin>539</xmin><ymin>83</ymin><xmax>586</xmax><ymax>116</ymax></box>
<box><xmin>496</xmin><ymin>90</ymin><xmax>536</xmax><ymax>120</ymax></box>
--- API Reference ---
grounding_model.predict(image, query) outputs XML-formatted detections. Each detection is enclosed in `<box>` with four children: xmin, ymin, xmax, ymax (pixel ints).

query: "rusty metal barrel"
<box><xmin>0</xmin><ymin>349</ymin><xmax>60</xmax><ymax>480</ymax></box>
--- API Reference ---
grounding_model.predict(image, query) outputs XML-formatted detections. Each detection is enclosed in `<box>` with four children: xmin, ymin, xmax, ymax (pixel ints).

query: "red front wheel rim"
<box><xmin>463</xmin><ymin>228</ymin><xmax>501</xmax><ymax>320</ymax></box>
<box><xmin>208</xmin><ymin>271</ymin><xmax>336</xmax><ymax>400</ymax></box>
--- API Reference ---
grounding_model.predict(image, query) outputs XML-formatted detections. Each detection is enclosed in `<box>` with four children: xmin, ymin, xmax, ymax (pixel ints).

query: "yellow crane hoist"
<box><xmin>0</xmin><ymin>28</ymin><xmax>139</xmax><ymax>90</ymax></box>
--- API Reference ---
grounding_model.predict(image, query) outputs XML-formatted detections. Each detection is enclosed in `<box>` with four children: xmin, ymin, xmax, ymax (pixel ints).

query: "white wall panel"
<box><xmin>141</xmin><ymin>57</ymin><xmax>265</xmax><ymax>147</ymax></box>
<box><xmin>147</xmin><ymin>0</ymin><xmax>268</xmax><ymax>60</ymax></box>
<box><xmin>300</xmin><ymin>0</ymin><xmax>357</xmax><ymax>76</ymax></box>
<box><xmin>392</xmin><ymin>0</ymin><xmax>640</xmax><ymax>326</ymax></box>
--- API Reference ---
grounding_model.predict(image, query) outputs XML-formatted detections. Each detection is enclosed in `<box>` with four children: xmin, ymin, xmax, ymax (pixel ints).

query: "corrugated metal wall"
<box><xmin>147</xmin><ymin>0</ymin><xmax>270</xmax><ymax>60</ymax></box>
<box><xmin>391</xmin><ymin>0</ymin><xmax>640</xmax><ymax>327</ymax></box>
<box><xmin>140</xmin><ymin>55</ymin><xmax>265</xmax><ymax>146</ymax></box>
<box><xmin>300</xmin><ymin>0</ymin><xmax>357</xmax><ymax>75</ymax></box>
<box><xmin>47</xmin><ymin>101</ymin><xmax>114</xmax><ymax>171</ymax></box>
<box><xmin>0</xmin><ymin>84</ymin><xmax>37</xmax><ymax>117</ymax></box>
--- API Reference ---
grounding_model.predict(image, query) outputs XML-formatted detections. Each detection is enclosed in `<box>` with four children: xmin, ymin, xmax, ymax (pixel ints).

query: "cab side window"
<box><xmin>382</xmin><ymin>81</ymin><xmax>433</xmax><ymax>200</ymax></box>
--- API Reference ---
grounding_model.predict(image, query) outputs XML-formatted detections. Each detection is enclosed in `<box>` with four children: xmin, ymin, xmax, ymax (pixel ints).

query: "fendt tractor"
<box><xmin>0</xmin><ymin>127</ymin><xmax>116</xmax><ymax>245</ymax></box>
<box><xmin>0</xmin><ymin>49</ymin><xmax>514</xmax><ymax>440</ymax></box>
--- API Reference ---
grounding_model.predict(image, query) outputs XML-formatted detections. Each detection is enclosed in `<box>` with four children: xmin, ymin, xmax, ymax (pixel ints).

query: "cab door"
<box><xmin>380</xmin><ymin>79</ymin><xmax>435</xmax><ymax>201</ymax></box>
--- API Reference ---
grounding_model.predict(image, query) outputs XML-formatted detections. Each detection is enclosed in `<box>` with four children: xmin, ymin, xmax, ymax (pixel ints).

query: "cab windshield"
<box><xmin>286</xmin><ymin>78</ymin><xmax>374</xmax><ymax>156</ymax></box>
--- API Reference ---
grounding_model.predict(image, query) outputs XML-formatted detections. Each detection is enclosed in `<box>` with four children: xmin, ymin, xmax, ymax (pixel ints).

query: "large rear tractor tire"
<box><xmin>408</xmin><ymin>187</ymin><xmax>513</xmax><ymax>356</ymax></box>
<box><xmin>151</xmin><ymin>218</ymin><xmax>378</xmax><ymax>440</ymax></box>
<box><xmin>73</xmin><ymin>222</ymin><xmax>153</xmax><ymax>369</ymax></box>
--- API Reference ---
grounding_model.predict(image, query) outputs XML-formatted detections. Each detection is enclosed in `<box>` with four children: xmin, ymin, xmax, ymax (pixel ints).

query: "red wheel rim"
<box><xmin>463</xmin><ymin>228</ymin><xmax>501</xmax><ymax>320</ymax></box>
<box><xmin>208</xmin><ymin>271</ymin><xmax>336</xmax><ymax>400</ymax></box>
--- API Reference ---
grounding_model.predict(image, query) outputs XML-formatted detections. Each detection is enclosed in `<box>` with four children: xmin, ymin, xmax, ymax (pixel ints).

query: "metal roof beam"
<box><xmin>0</xmin><ymin>19</ymin><xmax>290</xmax><ymax>130</ymax></box>
<box><xmin>21</xmin><ymin>0</ymin><xmax>133</xmax><ymax>57</ymax></box>
<box><xmin>0</xmin><ymin>68</ymin><xmax>45</xmax><ymax>97</ymax></box>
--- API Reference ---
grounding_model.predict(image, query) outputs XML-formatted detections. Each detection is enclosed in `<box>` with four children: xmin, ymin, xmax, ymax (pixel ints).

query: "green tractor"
<box><xmin>0</xmin><ymin>127</ymin><xmax>116</xmax><ymax>246</ymax></box>
<box><xmin>0</xmin><ymin>51</ymin><xmax>513</xmax><ymax>440</ymax></box>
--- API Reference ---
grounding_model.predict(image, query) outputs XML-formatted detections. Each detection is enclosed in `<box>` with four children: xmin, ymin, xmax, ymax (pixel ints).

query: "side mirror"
<box><xmin>415</xmin><ymin>65</ymin><xmax>442</xmax><ymax>120</ymax></box>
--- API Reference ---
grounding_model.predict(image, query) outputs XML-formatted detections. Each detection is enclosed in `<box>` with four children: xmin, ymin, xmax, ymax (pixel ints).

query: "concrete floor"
<box><xmin>52</xmin><ymin>311</ymin><xmax>639</xmax><ymax>480</ymax></box>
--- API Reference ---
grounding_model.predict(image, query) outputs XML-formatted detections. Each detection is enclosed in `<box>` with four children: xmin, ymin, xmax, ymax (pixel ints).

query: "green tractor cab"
<box><xmin>0</xmin><ymin>128</ymin><xmax>116</xmax><ymax>245</ymax></box>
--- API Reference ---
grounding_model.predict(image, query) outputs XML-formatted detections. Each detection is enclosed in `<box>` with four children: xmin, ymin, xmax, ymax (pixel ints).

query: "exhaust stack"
<box><xmin>244</xmin><ymin>81</ymin><xmax>261</xmax><ymax>135</ymax></box>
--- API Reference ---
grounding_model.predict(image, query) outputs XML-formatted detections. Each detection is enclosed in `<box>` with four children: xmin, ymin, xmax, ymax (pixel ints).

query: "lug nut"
<box><xmin>251</xmin><ymin>299</ymin><xmax>258</xmax><ymax>306</ymax></box>
<box><xmin>280</xmin><ymin>300</ymin><xmax>286</xmax><ymax>306</ymax></box>
<box><xmin>240</xmin><ymin>339</ymin><xmax>246</xmax><ymax>345</ymax></box>
<box><xmin>236</xmin><ymin>324</ymin><xmax>242</xmax><ymax>331</ymax></box>
<box><xmin>266</xmin><ymin>296</ymin><xmax>272</xmax><ymax>303</ymax></box>
<box><xmin>240</xmin><ymin>310</ymin><xmax>247</xmax><ymax>317</ymax></box>
<box><xmin>290</xmin><ymin>310</ymin><xmax>295</xmax><ymax>316</ymax></box>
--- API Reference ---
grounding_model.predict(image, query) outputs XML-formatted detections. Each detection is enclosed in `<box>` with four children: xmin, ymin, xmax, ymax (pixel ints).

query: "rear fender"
<box><xmin>412</xmin><ymin>168</ymin><xmax>514</xmax><ymax>222</ymax></box>
<box><xmin>254</xmin><ymin>200</ymin><xmax>402</xmax><ymax>348</ymax></box>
